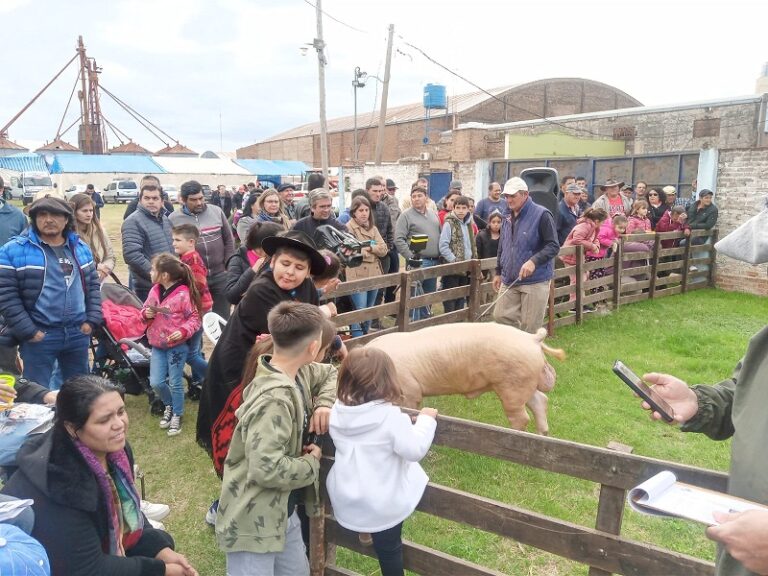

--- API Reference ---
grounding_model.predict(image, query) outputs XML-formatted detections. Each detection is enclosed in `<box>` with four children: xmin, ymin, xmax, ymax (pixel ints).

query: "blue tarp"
<box><xmin>0</xmin><ymin>153</ymin><xmax>49</xmax><ymax>173</ymax></box>
<box><xmin>49</xmin><ymin>154</ymin><xmax>166</xmax><ymax>174</ymax></box>
<box><xmin>235</xmin><ymin>159</ymin><xmax>309</xmax><ymax>176</ymax></box>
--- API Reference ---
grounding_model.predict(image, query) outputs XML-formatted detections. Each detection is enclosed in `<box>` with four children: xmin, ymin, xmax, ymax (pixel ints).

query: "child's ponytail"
<box><xmin>151</xmin><ymin>253</ymin><xmax>203</xmax><ymax>316</ymax></box>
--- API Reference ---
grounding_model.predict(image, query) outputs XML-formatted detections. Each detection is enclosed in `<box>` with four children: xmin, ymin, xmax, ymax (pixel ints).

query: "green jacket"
<box><xmin>681</xmin><ymin>325</ymin><xmax>768</xmax><ymax>576</ymax></box>
<box><xmin>686</xmin><ymin>201</ymin><xmax>718</xmax><ymax>230</ymax></box>
<box><xmin>216</xmin><ymin>356</ymin><xmax>337</xmax><ymax>554</ymax></box>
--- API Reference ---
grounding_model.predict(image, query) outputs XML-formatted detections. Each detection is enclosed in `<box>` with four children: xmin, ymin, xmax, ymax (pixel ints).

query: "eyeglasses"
<box><xmin>648</xmin><ymin>193</ymin><xmax>658</xmax><ymax>196</ymax></box>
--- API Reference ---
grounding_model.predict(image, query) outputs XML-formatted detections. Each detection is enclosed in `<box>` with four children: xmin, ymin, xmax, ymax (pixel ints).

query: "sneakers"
<box><xmin>167</xmin><ymin>414</ymin><xmax>182</xmax><ymax>436</ymax></box>
<box><xmin>159</xmin><ymin>406</ymin><xmax>173</xmax><ymax>429</ymax></box>
<box><xmin>141</xmin><ymin>500</ymin><xmax>170</xmax><ymax>522</ymax></box>
<box><xmin>147</xmin><ymin>518</ymin><xmax>165</xmax><ymax>530</ymax></box>
<box><xmin>205</xmin><ymin>499</ymin><xmax>219</xmax><ymax>526</ymax></box>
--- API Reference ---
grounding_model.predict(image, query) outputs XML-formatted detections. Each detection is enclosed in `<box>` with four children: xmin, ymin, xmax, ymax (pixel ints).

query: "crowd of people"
<box><xmin>1</xmin><ymin>170</ymin><xmax>762</xmax><ymax>576</ymax></box>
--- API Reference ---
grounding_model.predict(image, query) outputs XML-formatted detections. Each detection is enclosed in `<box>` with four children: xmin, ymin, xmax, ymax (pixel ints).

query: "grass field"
<box><xmin>12</xmin><ymin>202</ymin><xmax>768</xmax><ymax>574</ymax></box>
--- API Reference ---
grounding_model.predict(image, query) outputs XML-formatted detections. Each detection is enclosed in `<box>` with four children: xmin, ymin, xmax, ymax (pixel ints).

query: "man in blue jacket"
<box><xmin>493</xmin><ymin>177</ymin><xmax>559</xmax><ymax>333</ymax></box>
<box><xmin>0</xmin><ymin>175</ymin><xmax>27</xmax><ymax>246</ymax></box>
<box><xmin>0</xmin><ymin>197</ymin><xmax>101</xmax><ymax>388</ymax></box>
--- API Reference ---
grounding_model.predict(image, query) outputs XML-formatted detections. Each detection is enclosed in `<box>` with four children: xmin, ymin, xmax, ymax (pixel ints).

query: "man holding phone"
<box><xmin>641</xmin><ymin>327</ymin><xmax>768</xmax><ymax>576</ymax></box>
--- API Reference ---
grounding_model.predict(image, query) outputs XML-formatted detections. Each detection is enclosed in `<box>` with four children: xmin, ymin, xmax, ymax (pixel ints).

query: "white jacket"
<box><xmin>326</xmin><ymin>400</ymin><xmax>437</xmax><ymax>532</ymax></box>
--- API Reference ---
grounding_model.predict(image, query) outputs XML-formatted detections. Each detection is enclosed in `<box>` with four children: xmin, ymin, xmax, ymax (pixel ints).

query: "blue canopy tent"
<box><xmin>235</xmin><ymin>159</ymin><xmax>309</xmax><ymax>187</ymax></box>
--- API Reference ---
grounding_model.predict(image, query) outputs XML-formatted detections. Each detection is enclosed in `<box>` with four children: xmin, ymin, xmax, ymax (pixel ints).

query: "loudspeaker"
<box><xmin>520</xmin><ymin>167</ymin><xmax>559</xmax><ymax>225</ymax></box>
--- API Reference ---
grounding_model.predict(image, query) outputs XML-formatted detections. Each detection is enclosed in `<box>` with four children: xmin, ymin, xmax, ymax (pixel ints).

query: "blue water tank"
<box><xmin>423</xmin><ymin>84</ymin><xmax>447</xmax><ymax>109</ymax></box>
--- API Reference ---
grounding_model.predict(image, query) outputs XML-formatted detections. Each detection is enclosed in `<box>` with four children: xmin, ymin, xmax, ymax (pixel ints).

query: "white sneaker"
<box><xmin>141</xmin><ymin>500</ymin><xmax>170</xmax><ymax>521</ymax></box>
<box><xmin>167</xmin><ymin>414</ymin><xmax>182</xmax><ymax>437</ymax></box>
<box><xmin>147</xmin><ymin>518</ymin><xmax>165</xmax><ymax>530</ymax></box>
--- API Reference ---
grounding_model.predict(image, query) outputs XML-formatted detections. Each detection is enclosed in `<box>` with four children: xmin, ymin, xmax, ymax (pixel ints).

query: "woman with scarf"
<box><xmin>1</xmin><ymin>375</ymin><xmax>198</xmax><ymax>576</ymax></box>
<box><xmin>236</xmin><ymin>189</ymin><xmax>288</xmax><ymax>242</ymax></box>
<box><xmin>70</xmin><ymin>192</ymin><xmax>116</xmax><ymax>282</ymax></box>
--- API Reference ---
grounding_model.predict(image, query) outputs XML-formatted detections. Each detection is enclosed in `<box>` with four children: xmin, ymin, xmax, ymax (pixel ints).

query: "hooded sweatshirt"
<box><xmin>326</xmin><ymin>400</ymin><xmax>437</xmax><ymax>532</ymax></box>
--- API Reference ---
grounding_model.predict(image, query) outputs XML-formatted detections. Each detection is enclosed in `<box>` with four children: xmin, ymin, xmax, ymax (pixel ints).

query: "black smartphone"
<box><xmin>613</xmin><ymin>360</ymin><xmax>676</xmax><ymax>423</ymax></box>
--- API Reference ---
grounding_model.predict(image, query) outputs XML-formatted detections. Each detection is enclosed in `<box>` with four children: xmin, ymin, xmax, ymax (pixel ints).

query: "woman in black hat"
<box><xmin>196</xmin><ymin>230</ymin><xmax>328</xmax><ymax>457</ymax></box>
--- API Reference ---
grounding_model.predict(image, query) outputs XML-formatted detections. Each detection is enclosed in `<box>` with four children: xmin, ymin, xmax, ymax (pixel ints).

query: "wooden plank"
<box><xmin>553</xmin><ymin>300</ymin><xmax>576</xmax><ymax>313</ymax></box>
<box><xmin>343</xmin><ymin>327</ymin><xmax>398</xmax><ymax>349</ymax></box>
<box><xmin>408</xmin><ymin>260</ymin><xmax>471</xmax><ymax>281</ymax></box>
<box><xmin>547</xmin><ymin>278</ymin><xmax>556</xmax><ymax>336</ymax></box>
<box><xmin>397</xmin><ymin>271</ymin><xmax>411</xmax><ymax>333</ymax></box>
<box><xmin>332</xmin><ymin>272</ymin><xmax>400</xmax><ymax>298</ymax></box>
<box><xmin>333</xmin><ymin>302</ymin><xmax>399</xmax><ymax>327</ymax></box>
<box><xmin>655</xmin><ymin>285</ymin><xmax>683</xmax><ymax>297</ymax></box>
<box><xmin>416</xmin><ymin>484</ymin><xmax>714</xmax><ymax>576</ymax></box>
<box><xmin>468</xmin><ymin>260</ymin><xmax>483</xmax><ymax>322</ymax></box>
<box><xmin>620</xmin><ymin>279</ymin><xmax>650</xmax><ymax>292</ymax></box>
<box><xmin>328</xmin><ymin>520</ymin><xmax>505</xmax><ymax>576</ymax></box>
<box><xmin>575</xmin><ymin>245</ymin><xmax>584</xmax><ymax>324</ymax></box>
<box><xmin>324</xmin><ymin>566</ymin><xmax>360</xmax><ymax>576</ymax></box>
<box><xmin>589</xmin><ymin>484</ymin><xmax>628</xmax><ymax>576</ymax></box>
<box><xmin>649</xmin><ymin>235</ymin><xmax>661</xmax><ymax>298</ymax></box>
<box><xmin>426</xmin><ymin>413</ymin><xmax>728</xmax><ymax>491</ymax></box>
<box><xmin>553</xmin><ymin>312</ymin><xmax>577</xmax><ymax>327</ymax></box>
<box><xmin>554</xmin><ymin>284</ymin><xmax>575</xmax><ymax>298</ymax></box>
<box><xmin>555</xmin><ymin>266</ymin><xmax>576</xmax><ymax>279</ymax></box>
<box><xmin>656</xmin><ymin>260</ymin><xmax>684</xmax><ymax>272</ymax></box>
<box><xmin>585</xmin><ymin>276</ymin><xmax>615</xmax><ymax>291</ymax></box>
<box><xmin>310</xmin><ymin>513</ymin><xmax>326</xmax><ymax>576</ymax></box>
<box><xmin>583</xmin><ymin>290</ymin><xmax>614</xmax><ymax>305</ymax></box>
<box><xmin>681</xmin><ymin>237</ymin><xmax>692</xmax><ymax>292</ymax></box>
<box><xmin>619</xmin><ymin>292</ymin><xmax>650</xmax><ymax>305</ymax></box>
<box><xmin>409</xmin><ymin>309</ymin><xmax>469</xmax><ymax>329</ymax></box>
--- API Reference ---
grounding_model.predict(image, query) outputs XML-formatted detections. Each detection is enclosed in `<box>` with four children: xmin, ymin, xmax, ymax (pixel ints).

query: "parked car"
<box><xmin>103</xmin><ymin>179</ymin><xmax>139</xmax><ymax>204</ymax></box>
<box><xmin>164</xmin><ymin>185</ymin><xmax>179</xmax><ymax>203</ymax></box>
<box><xmin>64</xmin><ymin>184</ymin><xmax>88</xmax><ymax>200</ymax></box>
<box><xmin>201</xmin><ymin>184</ymin><xmax>212</xmax><ymax>200</ymax></box>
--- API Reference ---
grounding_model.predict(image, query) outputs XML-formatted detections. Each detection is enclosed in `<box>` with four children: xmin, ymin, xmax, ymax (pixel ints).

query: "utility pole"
<box><xmin>352</xmin><ymin>67</ymin><xmax>367</xmax><ymax>166</ymax></box>
<box><xmin>374</xmin><ymin>24</ymin><xmax>394</xmax><ymax>166</ymax></box>
<box><xmin>315</xmin><ymin>0</ymin><xmax>330</xmax><ymax>188</ymax></box>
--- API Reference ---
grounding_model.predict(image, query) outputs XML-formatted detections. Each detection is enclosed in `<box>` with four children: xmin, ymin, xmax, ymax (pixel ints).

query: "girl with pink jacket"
<box><xmin>142</xmin><ymin>253</ymin><xmax>202</xmax><ymax>436</ymax></box>
<box><xmin>560</xmin><ymin>208</ymin><xmax>608</xmax><ymax>302</ymax></box>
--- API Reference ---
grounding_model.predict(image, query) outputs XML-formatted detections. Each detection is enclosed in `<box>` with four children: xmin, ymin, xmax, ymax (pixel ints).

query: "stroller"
<box><xmin>92</xmin><ymin>281</ymin><xmax>198</xmax><ymax>416</ymax></box>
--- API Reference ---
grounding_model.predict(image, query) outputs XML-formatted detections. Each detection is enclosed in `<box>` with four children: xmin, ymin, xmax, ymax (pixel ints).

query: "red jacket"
<box><xmin>655</xmin><ymin>212</ymin><xmax>690</xmax><ymax>249</ymax></box>
<box><xmin>181</xmin><ymin>250</ymin><xmax>213</xmax><ymax>313</ymax></box>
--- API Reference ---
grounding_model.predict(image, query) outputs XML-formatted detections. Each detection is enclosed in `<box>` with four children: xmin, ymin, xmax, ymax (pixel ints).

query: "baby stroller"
<box><xmin>92</xmin><ymin>281</ymin><xmax>196</xmax><ymax>415</ymax></box>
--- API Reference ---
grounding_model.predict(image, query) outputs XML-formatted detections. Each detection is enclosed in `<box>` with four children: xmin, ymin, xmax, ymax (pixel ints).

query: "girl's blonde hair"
<box><xmin>612</xmin><ymin>214</ymin><xmax>628</xmax><ymax>227</ymax></box>
<box><xmin>69</xmin><ymin>193</ymin><xmax>109</xmax><ymax>264</ymax></box>
<box><xmin>630</xmin><ymin>200</ymin><xmax>648</xmax><ymax>217</ymax></box>
<box><xmin>151</xmin><ymin>253</ymin><xmax>203</xmax><ymax>316</ymax></box>
<box><xmin>337</xmin><ymin>347</ymin><xmax>401</xmax><ymax>406</ymax></box>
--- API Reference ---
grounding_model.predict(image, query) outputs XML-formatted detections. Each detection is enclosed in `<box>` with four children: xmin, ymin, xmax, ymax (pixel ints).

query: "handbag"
<box><xmin>714</xmin><ymin>203</ymin><xmax>768</xmax><ymax>265</ymax></box>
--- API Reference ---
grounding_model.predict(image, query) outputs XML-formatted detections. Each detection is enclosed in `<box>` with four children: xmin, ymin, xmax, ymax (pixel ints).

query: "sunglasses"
<box><xmin>648</xmin><ymin>193</ymin><xmax>658</xmax><ymax>196</ymax></box>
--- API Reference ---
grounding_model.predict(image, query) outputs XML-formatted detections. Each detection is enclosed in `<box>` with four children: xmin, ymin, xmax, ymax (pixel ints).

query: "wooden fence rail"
<box><xmin>311</xmin><ymin>412</ymin><xmax>725</xmax><ymax>576</ymax></box>
<box><xmin>331</xmin><ymin>229</ymin><xmax>717</xmax><ymax>341</ymax></box>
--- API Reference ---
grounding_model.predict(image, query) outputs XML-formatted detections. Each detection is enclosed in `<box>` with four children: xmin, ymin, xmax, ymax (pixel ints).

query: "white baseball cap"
<box><xmin>502</xmin><ymin>177</ymin><xmax>528</xmax><ymax>196</ymax></box>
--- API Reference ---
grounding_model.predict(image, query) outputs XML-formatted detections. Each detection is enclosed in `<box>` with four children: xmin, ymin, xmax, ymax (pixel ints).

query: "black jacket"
<box><xmin>2</xmin><ymin>429</ymin><xmax>174</xmax><ymax>576</ymax></box>
<box><xmin>224</xmin><ymin>246</ymin><xmax>258</xmax><ymax>305</ymax></box>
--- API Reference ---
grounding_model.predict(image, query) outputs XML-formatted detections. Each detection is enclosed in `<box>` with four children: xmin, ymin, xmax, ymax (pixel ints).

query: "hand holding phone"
<box><xmin>613</xmin><ymin>360</ymin><xmax>676</xmax><ymax>422</ymax></box>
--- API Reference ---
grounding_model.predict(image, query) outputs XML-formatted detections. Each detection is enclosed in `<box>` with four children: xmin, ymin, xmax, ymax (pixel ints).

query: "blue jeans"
<box><xmin>372</xmin><ymin>521</ymin><xmax>404</xmax><ymax>576</ymax></box>
<box><xmin>350</xmin><ymin>289</ymin><xmax>380</xmax><ymax>337</ymax></box>
<box><xmin>411</xmin><ymin>257</ymin><xmax>438</xmax><ymax>321</ymax></box>
<box><xmin>19</xmin><ymin>326</ymin><xmax>90</xmax><ymax>389</ymax></box>
<box><xmin>149</xmin><ymin>342</ymin><xmax>189</xmax><ymax>416</ymax></box>
<box><xmin>186</xmin><ymin>329</ymin><xmax>208</xmax><ymax>383</ymax></box>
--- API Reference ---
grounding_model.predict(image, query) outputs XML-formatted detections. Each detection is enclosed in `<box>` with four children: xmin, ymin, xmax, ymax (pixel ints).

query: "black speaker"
<box><xmin>520</xmin><ymin>167</ymin><xmax>559</xmax><ymax>225</ymax></box>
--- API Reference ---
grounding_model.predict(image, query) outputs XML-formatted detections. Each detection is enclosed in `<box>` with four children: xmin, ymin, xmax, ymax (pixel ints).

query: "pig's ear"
<box><xmin>539</xmin><ymin>362</ymin><xmax>556</xmax><ymax>393</ymax></box>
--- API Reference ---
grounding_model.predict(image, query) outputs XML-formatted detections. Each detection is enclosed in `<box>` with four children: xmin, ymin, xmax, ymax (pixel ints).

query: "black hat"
<box><xmin>28</xmin><ymin>196</ymin><xmax>73</xmax><ymax>218</ymax></box>
<box><xmin>600</xmin><ymin>179</ymin><xmax>624</xmax><ymax>191</ymax></box>
<box><xmin>261</xmin><ymin>230</ymin><xmax>327</xmax><ymax>275</ymax></box>
<box><xmin>385</xmin><ymin>178</ymin><xmax>397</xmax><ymax>190</ymax></box>
<box><xmin>277</xmin><ymin>183</ymin><xmax>296</xmax><ymax>193</ymax></box>
<box><xmin>698</xmin><ymin>189</ymin><xmax>714</xmax><ymax>198</ymax></box>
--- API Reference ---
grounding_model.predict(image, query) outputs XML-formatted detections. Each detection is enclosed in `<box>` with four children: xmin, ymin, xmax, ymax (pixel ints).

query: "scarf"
<box><xmin>445</xmin><ymin>213</ymin><xmax>477</xmax><ymax>261</ymax></box>
<box><xmin>73</xmin><ymin>438</ymin><xmax>144</xmax><ymax>555</ymax></box>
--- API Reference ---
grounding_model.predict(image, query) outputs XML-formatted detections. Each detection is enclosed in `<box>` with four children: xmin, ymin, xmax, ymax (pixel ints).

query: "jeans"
<box><xmin>411</xmin><ymin>257</ymin><xmax>438</xmax><ymax>321</ymax></box>
<box><xmin>226</xmin><ymin>512</ymin><xmax>309</xmax><ymax>576</ymax></box>
<box><xmin>384</xmin><ymin>249</ymin><xmax>400</xmax><ymax>303</ymax></box>
<box><xmin>149</xmin><ymin>342</ymin><xmax>189</xmax><ymax>416</ymax></box>
<box><xmin>19</xmin><ymin>326</ymin><xmax>91</xmax><ymax>389</ymax></box>
<box><xmin>208</xmin><ymin>273</ymin><xmax>231</xmax><ymax>320</ymax></box>
<box><xmin>350</xmin><ymin>289</ymin><xmax>380</xmax><ymax>337</ymax></box>
<box><xmin>372</xmin><ymin>521</ymin><xmax>404</xmax><ymax>576</ymax></box>
<box><xmin>441</xmin><ymin>273</ymin><xmax>469</xmax><ymax>312</ymax></box>
<box><xmin>186</xmin><ymin>328</ymin><xmax>208</xmax><ymax>383</ymax></box>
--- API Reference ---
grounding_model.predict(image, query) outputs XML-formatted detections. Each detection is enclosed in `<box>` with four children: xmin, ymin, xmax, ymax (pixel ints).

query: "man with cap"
<box><xmin>621</xmin><ymin>184</ymin><xmax>634</xmax><ymax>203</ymax></box>
<box><xmin>475</xmin><ymin>181</ymin><xmax>505</xmax><ymax>227</ymax></box>
<box><xmin>591</xmin><ymin>179</ymin><xmax>632</xmax><ymax>217</ymax></box>
<box><xmin>0</xmin><ymin>176</ymin><xmax>27</xmax><ymax>247</ymax></box>
<box><xmin>278</xmin><ymin>183</ymin><xmax>299</xmax><ymax>223</ymax></box>
<box><xmin>492</xmin><ymin>177</ymin><xmax>559</xmax><ymax>333</ymax></box>
<box><xmin>0</xmin><ymin>196</ymin><xmax>102</xmax><ymax>387</ymax></box>
<box><xmin>169</xmin><ymin>180</ymin><xmax>235</xmax><ymax>319</ymax></box>
<box><xmin>556</xmin><ymin>183</ymin><xmax>583</xmax><ymax>245</ymax></box>
<box><xmin>686</xmin><ymin>189</ymin><xmax>718</xmax><ymax>245</ymax></box>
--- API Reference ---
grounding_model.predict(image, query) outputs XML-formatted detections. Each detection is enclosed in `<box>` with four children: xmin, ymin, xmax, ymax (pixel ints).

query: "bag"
<box><xmin>0</xmin><ymin>404</ymin><xmax>55</xmax><ymax>466</ymax></box>
<box><xmin>714</xmin><ymin>206</ymin><xmax>768</xmax><ymax>265</ymax></box>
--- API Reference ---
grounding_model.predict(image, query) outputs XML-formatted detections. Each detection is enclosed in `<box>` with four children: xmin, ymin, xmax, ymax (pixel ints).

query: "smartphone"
<box><xmin>613</xmin><ymin>360</ymin><xmax>675</xmax><ymax>423</ymax></box>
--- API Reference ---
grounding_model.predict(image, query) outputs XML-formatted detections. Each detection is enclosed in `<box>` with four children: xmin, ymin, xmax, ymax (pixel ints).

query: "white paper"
<box><xmin>628</xmin><ymin>471</ymin><xmax>768</xmax><ymax>525</ymax></box>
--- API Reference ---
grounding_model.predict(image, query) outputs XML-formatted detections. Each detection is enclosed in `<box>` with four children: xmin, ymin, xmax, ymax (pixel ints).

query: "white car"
<box><xmin>64</xmin><ymin>184</ymin><xmax>88</xmax><ymax>200</ymax></box>
<box><xmin>164</xmin><ymin>185</ymin><xmax>179</xmax><ymax>203</ymax></box>
<box><xmin>103</xmin><ymin>180</ymin><xmax>139</xmax><ymax>204</ymax></box>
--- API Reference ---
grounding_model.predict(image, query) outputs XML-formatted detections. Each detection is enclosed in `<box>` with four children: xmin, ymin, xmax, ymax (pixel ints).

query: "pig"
<box><xmin>366</xmin><ymin>323</ymin><xmax>565</xmax><ymax>435</ymax></box>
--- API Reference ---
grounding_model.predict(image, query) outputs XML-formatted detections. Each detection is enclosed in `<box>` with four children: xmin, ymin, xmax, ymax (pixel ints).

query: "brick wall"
<box><xmin>714</xmin><ymin>148</ymin><xmax>768</xmax><ymax>295</ymax></box>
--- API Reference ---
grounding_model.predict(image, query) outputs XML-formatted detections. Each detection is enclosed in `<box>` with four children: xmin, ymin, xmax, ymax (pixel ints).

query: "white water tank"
<box><xmin>756</xmin><ymin>62</ymin><xmax>768</xmax><ymax>95</ymax></box>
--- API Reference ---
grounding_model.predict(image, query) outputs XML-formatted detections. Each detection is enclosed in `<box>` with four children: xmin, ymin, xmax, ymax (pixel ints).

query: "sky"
<box><xmin>2</xmin><ymin>0</ymin><xmax>767</xmax><ymax>155</ymax></box>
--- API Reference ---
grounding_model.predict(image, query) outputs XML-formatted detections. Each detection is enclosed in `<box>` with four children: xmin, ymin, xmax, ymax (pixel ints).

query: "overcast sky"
<box><xmin>3</xmin><ymin>0</ymin><xmax>767</xmax><ymax>155</ymax></box>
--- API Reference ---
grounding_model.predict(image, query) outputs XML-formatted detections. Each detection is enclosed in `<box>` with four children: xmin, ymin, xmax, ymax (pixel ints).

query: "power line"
<box><xmin>302</xmin><ymin>0</ymin><xmax>368</xmax><ymax>34</ymax></box>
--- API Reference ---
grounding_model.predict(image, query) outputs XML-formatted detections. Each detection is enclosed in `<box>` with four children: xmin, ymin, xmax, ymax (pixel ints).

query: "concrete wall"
<box><xmin>714</xmin><ymin>148</ymin><xmax>768</xmax><ymax>295</ymax></box>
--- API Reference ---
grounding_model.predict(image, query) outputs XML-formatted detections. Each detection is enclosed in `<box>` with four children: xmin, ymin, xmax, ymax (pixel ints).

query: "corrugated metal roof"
<box><xmin>235</xmin><ymin>159</ymin><xmax>309</xmax><ymax>175</ymax></box>
<box><xmin>152</xmin><ymin>156</ymin><xmax>250</xmax><ymax>175</ymax></box>
<box><xmin>263</xmin><ymin>85</ymin><xmax>518</xmax><ymax>141</ymax></box>
<box><xmin>49</xmin><ymin>154</ymin><xmax>166</xmax><ymax>174</ymax></box>
<box><xmin>0</xmin><ymin>153</ymin><xmax>49</xmax><ymax>172</ymax></box>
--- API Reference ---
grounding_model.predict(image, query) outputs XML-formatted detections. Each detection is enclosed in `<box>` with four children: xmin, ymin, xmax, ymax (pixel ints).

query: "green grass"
<box><xmin>14</xmin><ymin>201</ymin><xmax>764</xmax><ymax>574</ymax></box>
<box><xmin>121</xmin><ymin>289</ymin><xmax>766</xmax><ymax>576</ymax></box>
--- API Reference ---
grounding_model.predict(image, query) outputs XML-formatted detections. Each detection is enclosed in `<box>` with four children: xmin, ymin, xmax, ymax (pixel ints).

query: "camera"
<box><xmin>303</xmin><ymin>429</ymin><xmax>319</xmax><ymax>447</ymax></box>
<box><xmin>406</xmin><ymin>234</ymin><xmax>429</xmax><ymax>269</ymax></box>
<box><xmin>314</xmin><ymin>225</ymin><xmax>367</xmax><ymax>268</ymax></box>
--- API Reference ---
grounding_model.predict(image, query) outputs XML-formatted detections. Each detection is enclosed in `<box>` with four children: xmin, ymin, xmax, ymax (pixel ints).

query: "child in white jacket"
<box><xmin>327</xmin><ymin>347</ymin><xmax>437</xmax><ymax>576</ymax></box>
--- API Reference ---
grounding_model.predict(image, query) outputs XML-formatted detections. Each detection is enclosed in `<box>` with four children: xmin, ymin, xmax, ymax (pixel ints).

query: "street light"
<box><xmin>352</xmin><ymin>66</ymin><xmax>367</xmax><ymax>165</ymax></box>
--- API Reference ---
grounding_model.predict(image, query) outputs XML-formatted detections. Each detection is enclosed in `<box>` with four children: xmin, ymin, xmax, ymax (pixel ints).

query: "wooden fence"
<box><xmin>310</xmin><ymin>411</ymin><xmax>725</xmax><ymax>576</ymax></box>
<box><xmin>330</xmin><ymin>228</ymin><xmax>717</xmax><ymax>341</ymax></box>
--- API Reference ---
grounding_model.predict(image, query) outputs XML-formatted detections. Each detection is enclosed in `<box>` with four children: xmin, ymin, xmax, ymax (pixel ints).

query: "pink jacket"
<box><xmin>142</xmin><ymin>283</ymin><xmax>201</xmax><ymax>349</ymax></box>
<box><xmin>626</xmin><ymin>215</ymin><xmax>651</xmax><ymax>235</ymax></box>
<box><xmin>560</xmin><ymin>218</ymin><xmax>600</xmax><ymax>265</ymax></box>
<box><xmin>596</xmin><ymin>219</ymin><xmax>622</xmax><ymax>258</ymax></box>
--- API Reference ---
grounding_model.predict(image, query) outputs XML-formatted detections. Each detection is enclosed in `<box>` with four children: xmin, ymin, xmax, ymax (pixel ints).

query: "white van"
<box><xmin>20</xmin><ymin>172</ymin><xmax>57</xmax><ymax>206</ymax></box>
